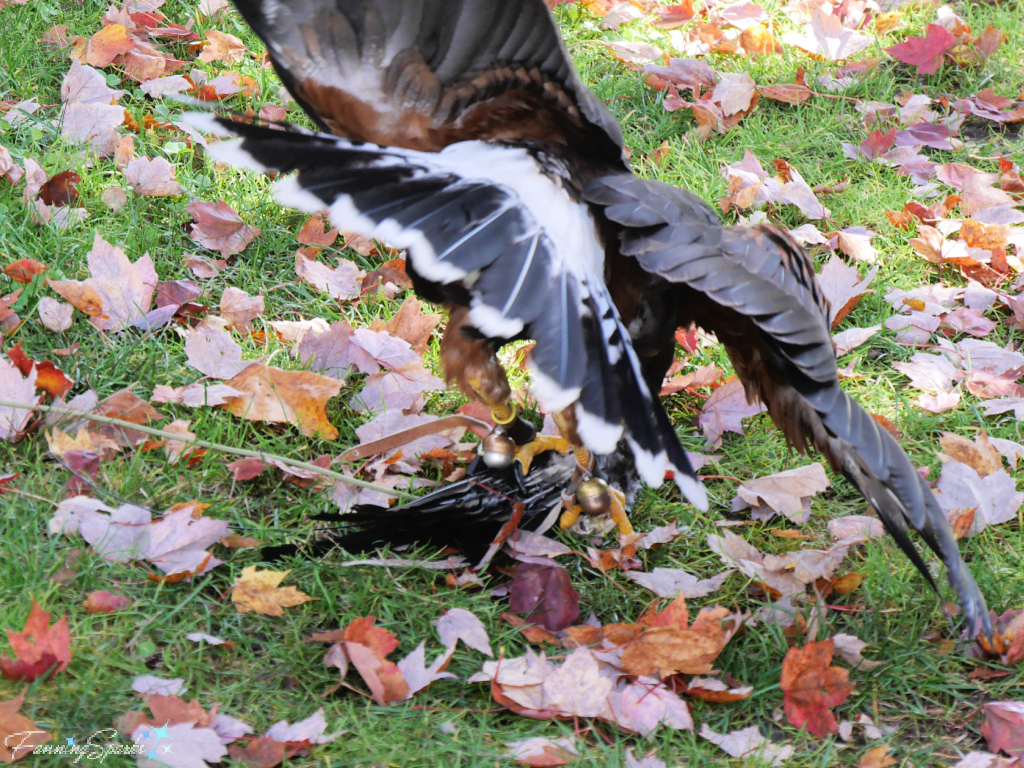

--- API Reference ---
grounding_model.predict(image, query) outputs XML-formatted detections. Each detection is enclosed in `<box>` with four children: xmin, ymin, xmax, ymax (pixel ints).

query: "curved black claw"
<box><xmin>512</xmin><ymin>461</ymin><xmax>529</xmax><ymax>495</ymax></box>
<box><xmin>504</xmin><ymin>415</ymin><xmax>537</xmax><ymax>446</ymax></box>
<box><xmin>466</xmin><ymin>454</ymin><xmax>486</xmax><ymax>477</ymax></box>
<box><xmin>948</xmin><ymin>559</ymin><xmax>993</xmax><ymax>641</ymax></box>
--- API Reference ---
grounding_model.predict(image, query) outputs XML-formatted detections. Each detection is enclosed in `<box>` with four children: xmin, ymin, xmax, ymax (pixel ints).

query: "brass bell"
<box><xmin>576</xmin><ymin>477</ymin><xmax>611</xmax><ymax>516</ymax></box>
<box><xmin>481</xmin><ymin>426</ymin><xmax>516</xmax><ymax>469</ymax></box>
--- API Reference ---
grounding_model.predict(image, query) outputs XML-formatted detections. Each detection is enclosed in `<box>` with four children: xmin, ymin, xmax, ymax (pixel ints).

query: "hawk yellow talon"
<box><xmin>513</xmin><ymin>435</ymin><xmax>572</xmax><ymax>475</ymax></box>
<box><xmin>560</xmin><ymin>504</ymin><xmax>583</xmax><ymax>530</ymax></box>
<box><xmin>609</xmin><ymin>487</ymin><xmax>633</xmax><ymax>536</ymax></box>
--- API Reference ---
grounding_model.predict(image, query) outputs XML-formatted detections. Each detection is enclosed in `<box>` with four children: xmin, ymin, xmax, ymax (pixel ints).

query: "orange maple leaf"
<box><xmin>780</xmin><ymin>639</ymin><xmax>854</xmax><ymax>737</ymax></box>
<box><xmin>0</xmin><ymin>601</ymin><xmax>72</xmax><ymax>682</ymax></box>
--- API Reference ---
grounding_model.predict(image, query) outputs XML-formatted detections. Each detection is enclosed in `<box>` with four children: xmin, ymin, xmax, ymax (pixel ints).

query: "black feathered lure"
<box><xmin>262</xmin><ymin>450</ymin><xmax>576</xmax><ymax>566</ymax></box>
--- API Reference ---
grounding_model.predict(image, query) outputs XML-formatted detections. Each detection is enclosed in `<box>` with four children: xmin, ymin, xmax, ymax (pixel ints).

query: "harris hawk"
<box><xmin>185</xmin><ymin>0</ymin><xmax>990</xmax><ymax>636</ymax></box>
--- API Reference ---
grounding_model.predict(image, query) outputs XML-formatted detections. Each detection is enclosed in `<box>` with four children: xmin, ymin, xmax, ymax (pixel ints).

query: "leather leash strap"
<box><xmin>338</xmin><ymin>414</ymin><xmax>492</xmax><ymax>463</ymax></box>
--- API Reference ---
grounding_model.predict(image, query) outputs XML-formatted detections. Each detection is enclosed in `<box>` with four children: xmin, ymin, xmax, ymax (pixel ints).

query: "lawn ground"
<box><xmin>2</xmin><ymin>0</ymin><xmax>1024</xmax><ymax>765</ymax></box>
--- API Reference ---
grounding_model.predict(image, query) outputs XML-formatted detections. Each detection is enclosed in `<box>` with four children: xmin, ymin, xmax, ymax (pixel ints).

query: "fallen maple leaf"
<box><xmin>622</xmin><ymin>603</ymin><xmax>743</xmax><ymax>679</ymax></box>
<box><xmin>892</xmin><ymin>352</ymin><xmax>960</xmax><ymax>395</ymax></box>
<box><xmin>935</xmin><ymin>459</ymin><xmax>1023</xmax><ymax>536</ymax></box>
<box><xmin>764</xmin><ymin>160</ymin><xmax>831</xmax><ymax>219</ymax></box>
<box><xmin>132</xmin><ymin>675</ymin><xmax>186</xmax><ymax>696</ymax></box>
<box><xmin>783</xmin><ymin>9</ymin><xmax>873</xmax><ymax>62</ymax></box>
<box><xmin>48</xmin><ymin>232</ymin><xmax>158</xmax><ymax>332</ymax></box>
<box><xmin>162</xmin><ymin>419</ymin><xmax>197</xmax><ymax>464</ymax></box>
<box><xmin>859</xmin><ymin>745</ymin><xmax>898</xmax><ymax>768</ymax></box>
<box><xmin>644</xmin><ymin>58</ymin><xmax>717</xmax><ymax>93</ymax></box>
<box><xmin>605</xmin><ymin>40</ymin><xmax>664</xmax><ymax>67</ymax></box>
<box><xmin>502</xmin><ymin>614</ymin><xmax>561</xmax><ymax>645</ymax></box>
<box><xmin>710</xmin><ymin>529</ymin><xmax>862</xmax><ymax>597</ymax></box>
<box><xmin>0</xmin><ymin>145</ymin><xmax>24</xmax><ymax>185</ymax></box>
<box><xmin>86</xmin><ymin>23</ymin><xmax>135</xmax><ymax>67</ymax></box>
<box><xmin>828</xmin><ymin>515</ymin><xmax>884</xmax><ymax>541</ymax></box>
<box><xmin>508</xmin><ymin>563</ymin><xmax>580</xmax><ymax>631</ymax></box>
<box><xmin>935</xmin><ymin>163</ymin><xmax>1014</xmax><ymax>213</ymax></box>
<box><xmin>123</xmin><ymin>156</ymin><xmax>182</xmax><ymax>197</ymax></box>
<box><xmin>37</xmin><ymin>171</ymin><xmax>81</xmax><ymax>208</ymax></box>
<box><xmin>712</xmin><ymin>71</ymin><xmax>757</xmax><ymax>116</ymax></box>
<box><xmin>82</xmin><ymin>591</ymin><xmax>132</xmax><ymax>614</ymax></box>
<box><xmin>296</xmin><ymin>320</ymin><xmax>362</xmax><ymax>380</ymax></box>
<box><xmin>832</xmin><ymin>227</ymin><xmax>878</xmax><ymax>264</ymax></box>
<box><xmin>988</xmin><ymin>437</ymin><xmax>1024</xmax><ymax>470</ymax></box>
<box><xmin>780</xmin><ymin>639</ymin><xmax>854</xmax><ymax>737</ymax></box>
<box><xmin>6</xmin><ymin>344</ymin><xmax>73</xmax><ymax>399</ymax></box>
<box><xmin>832</xmin><ymin>633</ymin><xmax>881</xmax><ymax>670</ymax></box>
<box><xmin>434</xmin><ymin>608</ymin><xmax>493</xmax><ymax>657</ymax></box>
<box><xmin>185</xmin><ymin>317</ymin><xmax>247</xmax><ymax>379</ymax></box>
<box><xmin>0</xmin><ymin>356</ymin><xmax>39</xmax><ymax>442</ymax></box>
<box><xmin>833</xmin><ymin>326</ymin><xmax>879</xmax><ymax>356</ymax></box>
<box><xmin>384</xmin><ymin>296</ymin><xmax>440</xmax><ymax>354</ymax></box>
<box><xmin>187</xmin><ymin>199</ymin><xmax>260</xmax><ymax>256</ymax></box>
<box><xmin>982</xmin><ymin>701</ymin><xmax>1024</xmax><ymax>761</ymax></box>
<box><xmin>949</xmin><ymin>754</ymin><xmax>1018</xmax><ymax>768</ymax></box>
<box><xmin>101</xmin><ymin>187</ymin><xmax>128</xmax><ymax>211</ymax></box>
<box><xmin>939</xmin><ymin>432</ymin><xmax>1002</xmax><ymax>477</ymax></box>
<box><xmin>314</xmin><ymin>616</ymin><xmax>413</xmax><ymax>704</ymax></box>
<box><xmin>506</xmin><ymin>737</ymin><xmax>578</xmax><ymax>767</ymax></box>
<box><xmin>296</xmin><ymin>215</ymin><xmax>338</xmax><ymax>247</ymax></box>
<box><xmin>295</xmin><ymin>250</ymin><xmax>361</xmax><ymax>300</ymax></box>
<box><xmin>699</xmin><ymin>724</ymin><xmax>793</xmax><ymax>766</ymax></box>
<box><xmin>624</xmin><ymin>568</ymin><xmax>733</xmax><ymax>599</ymax></box>
<box><xmin>685</xmin><ymin>676</ymin><xmax>753</xmax><ymax>703</ymax></box>
<box><xmin>232</xmin><ymin>566</ymin><xmax>314</xmax><ymax>617</ymax></box>
<box><xmin>740</xmin><ymin>23</ymin><xmax>783</xmax><ymax>56</ymax></box>
<box><xmin>698</xmin><ymin>377</ymin><xmax>766</xmax><ymax>447</ymax></box>
<box><xmin>121</xmin><ymin>694</ymin><xmax>254</xmax><ymax>766</ymax></box>
<box><xmin>760</xmin><ymin>83</ymin><xmax>811</xmax><ymax>105</ymax></box>
<box><xmin>21</xmin><ymin>158</ymin><xmax>46</xmax><ymax>204</ymax></box>
<box><xmin>221</xmin><ymin>363</ymin><xmax>344</xmax><ymax>438</ymax></box>
<box><xmin>0</xmin><ymin>689</ymin><xmax>52</xmax><ymax>762</ymax></box>
<box><xmin>0</xmin><ymin>601</ymin><xmax>72</xmax><ymax>682</ymax></box>
<box><xmin>50</xmin><ymin>498</ymin><xmax>228</xmax><ymax>577</ymax></box>
<box><xmin>220</xmin><ymin>287</ymin><xmax>264</xmax><ymax>333</ymax></box>
<box><xmin>61</xmin><ymin>101</ymin><xmax>124</xmax><ymax>157</ymax></box>
<box><xmin>227</xmin><ymin>708</ymin><xmax>339</xmax><ymax>766</ymax></box>
<box><xmin>197</xmin><ymin>29</ymin><xmax>245</xmax><ymax>64</ymax></box>
<box><xmin>140</xmin><ymin>74</ymin><xmax>193</xmax><ymax>99</ymax></box>
<box><xmin>885</xmin><ymin>24</ymin><xmax>956</xmax><ymax>75</ymax></box>
<box><xmin>351</xmin><ymin>359</ymin><xmax>445</xmax><ymax>414</ymax></box>
<box><xmin>732</xmin><ymin>463</ymin><xmax>830</xmax><ymax>523</ymax></box>
<box><xmin>61</xmin><ymin>60</ymin><xmax>124</xmax><ymax>106</ymax></box>
<box><xmin>396</xmin><ymin>642</ymin><xmax>457</xmax><ymax>697</ymax></box>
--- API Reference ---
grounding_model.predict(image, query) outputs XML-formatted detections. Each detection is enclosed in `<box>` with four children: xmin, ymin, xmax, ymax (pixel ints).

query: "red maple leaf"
<box><xmin>884</xmin><ymin>24</ymin><xmax>956</xmax><ymax>75</ymax></box>
<box><xmin>780</xmin><ymin>639</ymin><xmax>854</xmax><ymax>737</ymax></box>
<box><xmin>508</xmin><ymin>563</ymin><xmax>580</xmax><ymax>631</ymax></box>
<box><xmin>982</xmin><ymin>702</ymin><xmax>1024</xmax><ymax>760</ymax></box>
<box><xmin>1</xmin><ymin>601</ymin><xmax>72</xmax><ymax>682</ymax></box>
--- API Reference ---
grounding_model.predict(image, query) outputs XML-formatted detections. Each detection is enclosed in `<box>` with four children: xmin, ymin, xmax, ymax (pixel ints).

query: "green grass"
<box><xmin>2</xmin><ymin>0</ymin><xmax>1024</xmax><ymax>765</ymax></box>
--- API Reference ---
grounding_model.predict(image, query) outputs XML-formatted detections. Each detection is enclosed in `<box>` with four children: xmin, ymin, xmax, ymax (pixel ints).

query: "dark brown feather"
<box><xmin>440</xmin><ymin>304</ymin><xmax>510</xmax><ymax>407</ymax></box>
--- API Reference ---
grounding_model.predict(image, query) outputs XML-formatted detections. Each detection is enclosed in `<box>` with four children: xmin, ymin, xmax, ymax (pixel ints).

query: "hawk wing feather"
<box><xmin>183</xmin><ymin>114</ymin><xmax>707</xmax><ymax>509</ymax></box>
<box><xmin>231</xmin><ymin>0</ymin><xmax>624</xmax><ymax>158</ymax></box>
<box><xmin>586</xmin><ymin>173</ymin><xmax>991</xmax><ymax>638</ymax></box>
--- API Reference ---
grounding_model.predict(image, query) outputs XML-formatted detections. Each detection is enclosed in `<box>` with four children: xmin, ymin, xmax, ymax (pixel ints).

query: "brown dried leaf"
<box><xmin>124</xmin><ymin>157</ymin><xmax>182</xmax><ymax>197</ymax></box>
<box><xmin>187</xmin><ymin>199</ymin><xmax>260</xmax><ymax>256</ymax></box>
<box><xmin>698</xmin><ymin>377</ymin><xmax>766</xmax><ymax>447</ymax></box>
<box><xmin>231</xmin><ymin>566</ymin><xmax>313</xmax><ymax>616</ymax></box>
<box><xmin>86</xmin><ymin>24</ymin><xmax>135</xmax><ymax>67</ymax></box>
<box><xmin>221</xmin><ymin>363</ymin><xmax>344</xmax><ymax>439</ymax></box>
<box><xmin>197</xmin><ymin>29</ymin><xmax>245</xmax><ymax>64</ymax></box>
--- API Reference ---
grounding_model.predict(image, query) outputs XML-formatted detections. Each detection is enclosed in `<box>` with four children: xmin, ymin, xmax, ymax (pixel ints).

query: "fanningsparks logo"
<box><xmin>6</xmin><ymin>724</ymin><xmax>175</xmax><ymax>763</ymax></box>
